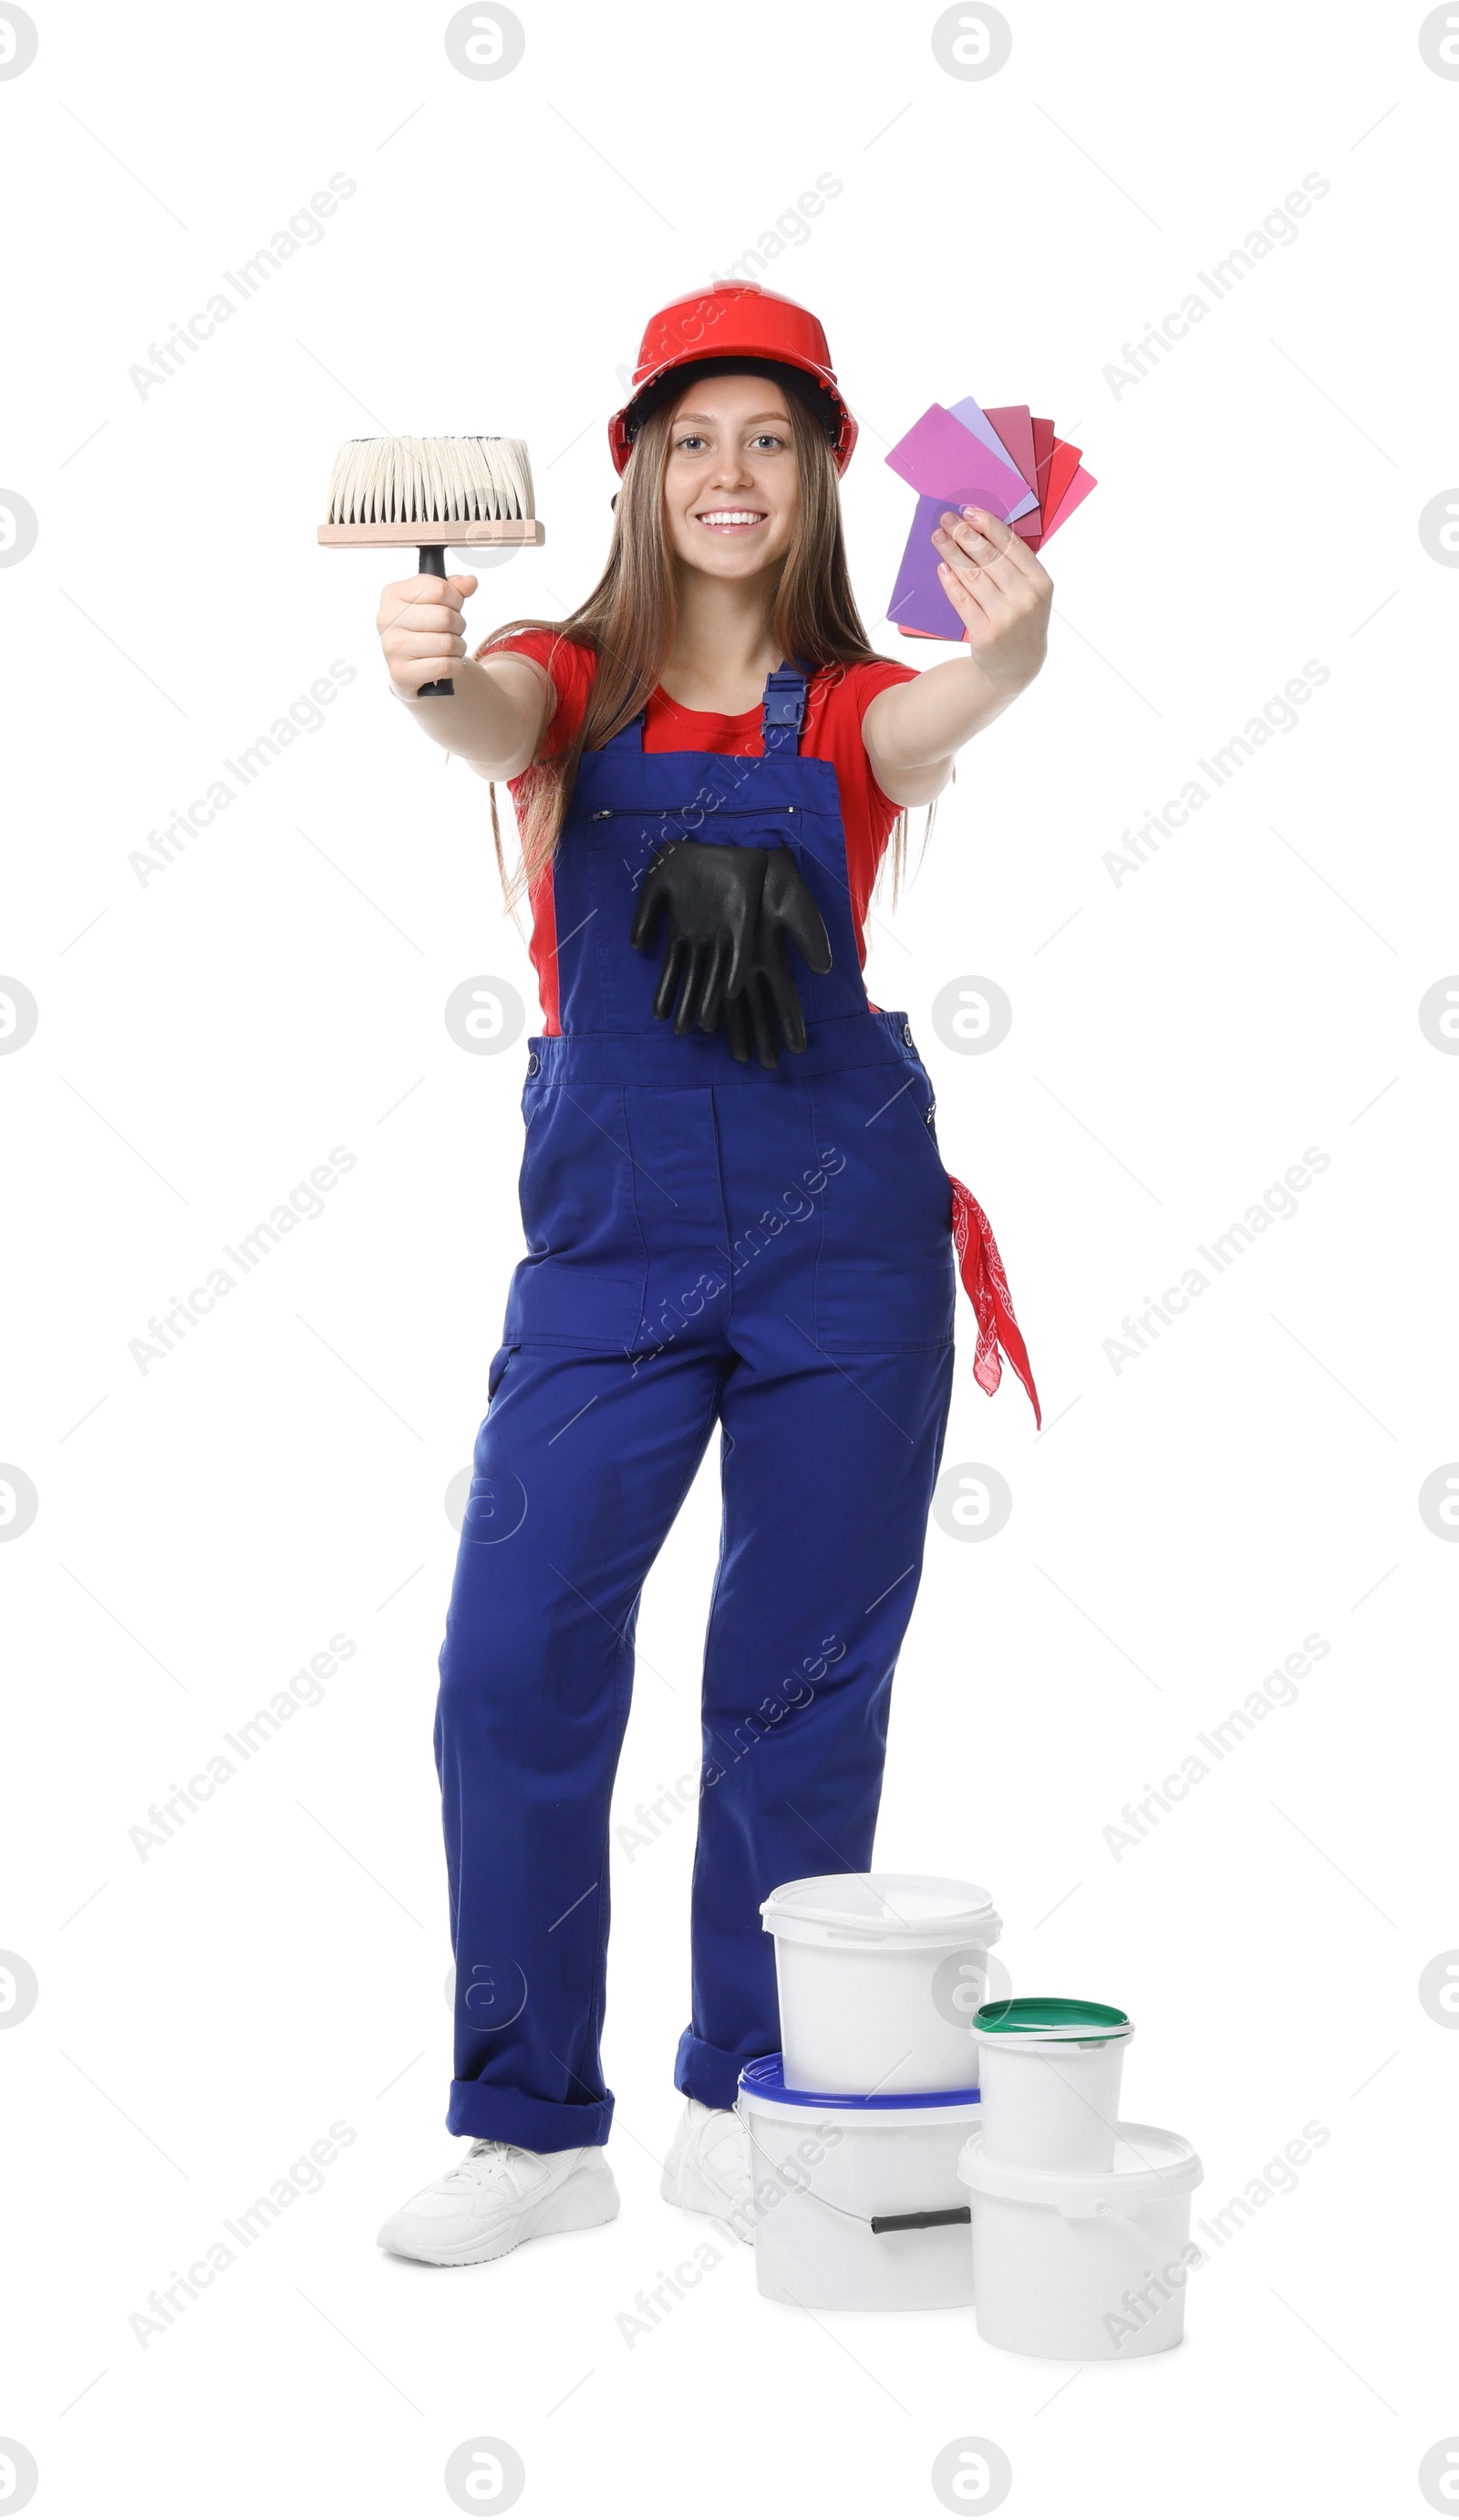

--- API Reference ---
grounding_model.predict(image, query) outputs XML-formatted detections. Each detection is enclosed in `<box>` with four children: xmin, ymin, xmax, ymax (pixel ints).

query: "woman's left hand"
<box><xmin>931</xmin><ymin>506</ymin><xmax>1052</xmax><ymax>697</ymax></box>
<box><xmin>861</xmin><ymin>504</ymin><xmax>1057</xmax><ymax>804</ymax></box>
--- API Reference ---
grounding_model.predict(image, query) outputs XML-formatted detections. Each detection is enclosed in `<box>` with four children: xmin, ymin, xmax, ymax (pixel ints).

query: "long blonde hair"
<box><xmin>478</xmin><ymin>393</ymin><xmax>926</xmax><ymax>908</ymax></box>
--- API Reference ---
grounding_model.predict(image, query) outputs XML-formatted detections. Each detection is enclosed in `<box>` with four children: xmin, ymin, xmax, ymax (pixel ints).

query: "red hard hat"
<box><xmin>608</xmin><ymin>283</ymin><xmax>857</xmax><ymax>476</ymax></box>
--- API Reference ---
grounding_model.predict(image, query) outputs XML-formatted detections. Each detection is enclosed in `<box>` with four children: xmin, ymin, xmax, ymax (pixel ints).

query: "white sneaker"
<box><xmin>377</xmin><ymin>2140</ymin><xmax>619</xmax><ymax>2266</ymax></box>
<box><xmin>659</xmin><ymin>2099</ymin><xmax>752</xmax><ymax>2220</ymax></box>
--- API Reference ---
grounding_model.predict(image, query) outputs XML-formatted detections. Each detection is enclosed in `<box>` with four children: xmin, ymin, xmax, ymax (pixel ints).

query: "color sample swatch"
<box><xmin>885</xmin><ymin>404</ymin><xmax>1036</xmax><ymax>523</ymax></box>
<box><xmin>944</xmin><ymin>398</ymin><xmax>1040</xmax><ymax>522</ymax></box>
<box><xmin>885</xmin><ymin>395</ymin><xmax>1097</xmax><ymax>640</ymax></box>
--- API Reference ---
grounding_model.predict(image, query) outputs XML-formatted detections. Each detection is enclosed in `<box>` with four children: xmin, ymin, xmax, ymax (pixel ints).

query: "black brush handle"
<box><xmin>416</xmin><ymin>544</ymin><xmax>454</xmax><ymax>698</ymax></box>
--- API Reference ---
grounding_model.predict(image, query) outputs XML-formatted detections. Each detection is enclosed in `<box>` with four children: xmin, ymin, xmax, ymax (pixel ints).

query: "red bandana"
<box><xmin>948</xmin><ymin>1176</ymin><xmax>1041</xmax><ymax>1429</ymax></box>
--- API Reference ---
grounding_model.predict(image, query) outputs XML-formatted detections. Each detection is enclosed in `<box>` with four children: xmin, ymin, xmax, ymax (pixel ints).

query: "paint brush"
<box><xmin>318</xmin><ymin>435</ymin><xmax>543</xmax><ymax>696</ymax></box>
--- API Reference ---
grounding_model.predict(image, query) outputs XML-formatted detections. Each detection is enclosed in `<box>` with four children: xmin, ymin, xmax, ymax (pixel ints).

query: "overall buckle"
<box><xmin>761</xmin><ymin>668</ymin><xmax>807</xmax><ymax>747</ymax></box>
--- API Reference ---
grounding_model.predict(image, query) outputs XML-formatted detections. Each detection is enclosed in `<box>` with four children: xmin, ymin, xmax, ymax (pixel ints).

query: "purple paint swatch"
<box><xmin>887</xmin><ymin>493</ymin><xmax>972</xmax><ymax>639</ymax></box>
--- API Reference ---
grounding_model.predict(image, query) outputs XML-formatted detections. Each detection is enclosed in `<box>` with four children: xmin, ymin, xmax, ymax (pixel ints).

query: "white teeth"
<box><xmin>698</xmin><ymin>510</ymin><xmax>765</xmax><ymax>524</ymax></box>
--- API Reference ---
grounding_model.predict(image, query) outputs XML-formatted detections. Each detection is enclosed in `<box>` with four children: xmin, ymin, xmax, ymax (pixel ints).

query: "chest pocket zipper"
<box><xmin>586</xmin><ymin>804</ymin><xmax>802</xmax><ymax>823</ymax></box>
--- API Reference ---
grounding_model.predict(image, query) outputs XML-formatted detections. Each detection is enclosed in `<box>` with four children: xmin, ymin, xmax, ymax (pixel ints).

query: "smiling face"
<box><xmin>661</xmin><ymin>372</ymin><xmax>802</xmax><ymax>580</ymax></box>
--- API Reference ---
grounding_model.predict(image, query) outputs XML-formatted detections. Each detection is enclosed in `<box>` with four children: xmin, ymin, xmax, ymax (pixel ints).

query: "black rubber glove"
<box><xmin>722</xmin><ymin>847</ymin><xmax>833</xmax><ymax>1072</ymax></box>
<box><xmin>629</xmin><ymin>839</ymin><xmax>766</xmax><ymax>1035</ymax></box>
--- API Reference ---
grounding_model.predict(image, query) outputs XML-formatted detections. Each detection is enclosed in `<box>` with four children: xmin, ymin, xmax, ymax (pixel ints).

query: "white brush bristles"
<box><xmin>326</xmin><ymin>435</ymin><xmax>535</xmax><ymax>526</ymax></box>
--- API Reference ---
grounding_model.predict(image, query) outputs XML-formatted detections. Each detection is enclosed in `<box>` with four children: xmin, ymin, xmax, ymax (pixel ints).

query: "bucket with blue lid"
<box><xmin>736</xmin><ymin>2054</ymin><xmax>980</xmax><ymax>2310</ymax></box>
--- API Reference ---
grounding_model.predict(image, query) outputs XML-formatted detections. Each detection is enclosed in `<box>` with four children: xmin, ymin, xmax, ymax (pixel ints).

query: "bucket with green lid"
<box><xmin>974</xmin><ymin>1998</ymin><xmax>1134</xmax><ymax>2171</ymax></box>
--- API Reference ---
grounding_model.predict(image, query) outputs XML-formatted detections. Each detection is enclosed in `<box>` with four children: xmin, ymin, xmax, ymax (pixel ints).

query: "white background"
<box><xmin>3</xmin><ymin>1</ymin><xmax>1457</xmax><ymax>2514</ymax></box>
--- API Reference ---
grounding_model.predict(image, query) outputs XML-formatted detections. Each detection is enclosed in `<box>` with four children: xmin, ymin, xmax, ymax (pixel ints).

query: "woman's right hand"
<box><xmin>376</xmin><ymin>571</ymin><xmax>478</xmax><ymax>698</ymax></box>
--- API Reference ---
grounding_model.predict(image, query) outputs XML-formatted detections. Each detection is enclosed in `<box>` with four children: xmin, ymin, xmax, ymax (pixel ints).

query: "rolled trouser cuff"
<box><xmin>674</xmin><ymin>2026</ymin><xmax>764</xmax><ymax>2111</ymax></box>
<box><xmin>447</xmin><ymin>2079</ymin><xmax>614</xmax><ymax>2152</ymax></box>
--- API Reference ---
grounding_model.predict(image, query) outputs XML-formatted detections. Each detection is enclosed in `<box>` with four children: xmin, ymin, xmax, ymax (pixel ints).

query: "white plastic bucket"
<box><xmin>958</xmin><ymin>2121</ymin><xmax>1204</xmax><ymax>2360</ymax></box>
<box><xmin>976</xmin><ymin>2013</ymin><xmax>1133</xmax><ymax>2173</ymax></box>
<box><xmin>761</xmin><ymin>1873</ymin><xmax>1002</xmax><ymax>2095</ymax></box>
<box><xmin>739</xmin><ymin>2054</ymin><xmax>980</xmax><ymax>2311</ymax></box>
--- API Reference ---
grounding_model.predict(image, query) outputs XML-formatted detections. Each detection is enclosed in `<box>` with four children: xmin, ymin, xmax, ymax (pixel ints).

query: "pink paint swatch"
<box><xmin>984</xmin><ymin>405</ymin><xmax>1038</xmax><ymax>491</ymax></box>
<box><xmin>1041</xmin><ymin>464</ymin><xmax>1097</xmax><ymax>541</ymax></box>
<box><xmin>885</xmin><ymin>404</ymin><xmax>1033</xmax><ymax>522</ymax></box>
<box><xmin>885</xmin><ymin>395</ymin><xmax>1097</xmax><ymax>633</ymax></box>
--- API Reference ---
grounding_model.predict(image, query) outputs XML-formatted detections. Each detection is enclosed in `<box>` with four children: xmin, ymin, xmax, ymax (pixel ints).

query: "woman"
<box><xmin>374</xmin><ymin>285</ymin><xmax>1049</xmax><ymax>2266</ymax></box>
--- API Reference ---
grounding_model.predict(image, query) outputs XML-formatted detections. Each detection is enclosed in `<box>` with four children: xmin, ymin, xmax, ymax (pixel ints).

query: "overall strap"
<box><xmin>761</xmin><ymin>662</ymin><xmax>809</xmax><ymax>756</ymax></box>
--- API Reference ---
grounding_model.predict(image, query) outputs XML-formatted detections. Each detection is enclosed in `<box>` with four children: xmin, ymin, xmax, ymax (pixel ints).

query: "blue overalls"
<box><xmin>434</xmin><ymin>665</ymin><xmax>1008</xmax><ymax>2151</ymax></box>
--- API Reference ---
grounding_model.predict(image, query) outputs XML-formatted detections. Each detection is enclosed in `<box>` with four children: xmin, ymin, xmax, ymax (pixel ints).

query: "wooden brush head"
<box><xmin>317</xmin><ymin>434</ymin><xmax>543</xmax><ymax>546</ymax></box>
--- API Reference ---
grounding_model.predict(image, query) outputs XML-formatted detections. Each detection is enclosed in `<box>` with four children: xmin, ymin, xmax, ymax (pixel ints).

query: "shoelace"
<box><xmin>440</xmin><ymin>2139</ymin><xmax>516</xmax><ymax>2187</ymax></box>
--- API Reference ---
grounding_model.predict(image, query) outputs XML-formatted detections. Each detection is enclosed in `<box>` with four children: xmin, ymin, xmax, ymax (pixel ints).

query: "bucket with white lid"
<box><xmin>974</xmin><ymin>1998</ymin><xmax>1133</xmax><ymax>2171</ymax></box>
<box><xmin>958</xmin><ymin>2121</ymin><xmax>1204</xmax><ymax>2359</ymax></box>
<box><xmin>761</xmin><ymin>1872</ymin><xmax>1002</xmax><ymax>2095</ymax></box>
<box><xmin>738</xmin><ymin>2054</ymin><xmax>980</xmax><ymax>2310</ymax></box>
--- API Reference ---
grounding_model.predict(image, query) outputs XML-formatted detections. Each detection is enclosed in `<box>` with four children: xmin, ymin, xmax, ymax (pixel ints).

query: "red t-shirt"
<box><xmin>477</xmin><ymin>628</ymin><xmax>917</xmax><ymax>1034</ymax></box>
